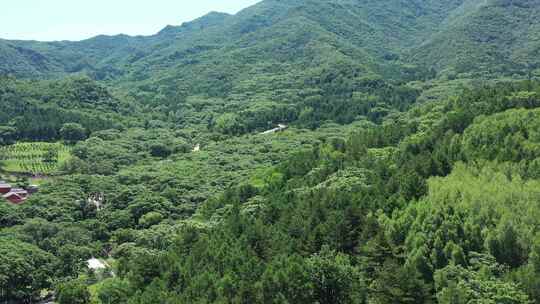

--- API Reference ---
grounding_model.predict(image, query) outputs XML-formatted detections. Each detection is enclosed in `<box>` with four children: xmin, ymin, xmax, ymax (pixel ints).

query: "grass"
<box><xmin>0</xmin><ymin>142</ymin><xmax>71</xmax><ymax>175</ymax></box>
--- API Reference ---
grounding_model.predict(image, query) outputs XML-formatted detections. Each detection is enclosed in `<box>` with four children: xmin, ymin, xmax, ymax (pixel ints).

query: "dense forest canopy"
<box><xmin>2</xmin><ymin>0</ymin><xmax>540</xmax><ymax>303</ymax></box>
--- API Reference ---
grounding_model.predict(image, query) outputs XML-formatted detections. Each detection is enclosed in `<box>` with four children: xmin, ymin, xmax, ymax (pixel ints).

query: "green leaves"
<box><xmin>56</xmin><ymin>279</ymin><xmax>91</xmax><ymax>304</ymax></box>
<box><xmin>307</xmin><ymin>246</ymin><xmax>367</xmax><ymax>304</ymax></box>
<box><xmin>435</xmin><ymin>256</ymin><xmax>531</xmax><ymax>304</ymax></box>
<box><xmin>0</xmin><ymin>237</ymin><xmax>56</xmax><ymax>303</ymax></box>
<box><xmin>60</xmin><ymin>123</ymin><xmax>88</xmax><ymax>143</ymax></box>
<box><xmin>0</xmin><ymin>77</ymin><xmax>126</xmax><ymax>142</ymax></box>
<box><xmin>2</xmin><ymin>3</ymin><xmax>540</xmax><ymax>303</ymax></box>
<box><xmin>462</xmin><ymin>108</ymin><xmax>540</xmax><ymax>162</ymax></box>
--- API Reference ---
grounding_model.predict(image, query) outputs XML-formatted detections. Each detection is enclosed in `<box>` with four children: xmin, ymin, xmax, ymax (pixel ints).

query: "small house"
<box><xmin>3</xmin><ymin>188</ymin><xmax>28</xmax><ymax>205</ymax></box>
<box><xmin>87</xmin><ymin>258</ymin><xmax>107</xmax><ymax>270</ymax></box>
<box><xmin>0</xmin><ymin>182</ymin><xmax>11</xmax><ymax>194</ymax></box>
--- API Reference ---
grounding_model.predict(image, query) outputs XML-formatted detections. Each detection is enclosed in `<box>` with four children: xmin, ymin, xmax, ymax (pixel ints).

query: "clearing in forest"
<box><xmin>0</xmin><ymin>142</ymin><xmax>71</xmax><ymax>175</ymax></box>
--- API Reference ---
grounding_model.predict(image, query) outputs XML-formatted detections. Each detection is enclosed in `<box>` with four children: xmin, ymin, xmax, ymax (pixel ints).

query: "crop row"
<box><xmin>0</xmin><ymin>142</ymin><xmax>71</xmax><ymax>174</ymax></box>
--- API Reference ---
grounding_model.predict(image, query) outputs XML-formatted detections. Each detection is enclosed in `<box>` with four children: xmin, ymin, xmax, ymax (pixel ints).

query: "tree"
<box><xmin>56</xmin><ymin>244</ymin><xmax>93</xmax><ymax>278</ymax></box>
<box><xmin>60</xmin><ymin>123</ymin><xmax>87</xmax><ymax>143</ymax></box>
<box><xmin>486</xmin><ymin>221</ymin><xmax>525</xmax><ymax>268</ymax></box>
<box><xmin>56</xmin><ymin>279</ymin><xmax>91</xmax><ymax>304</ymax></box>
<box><xmin>139</xmin><ymin>211</ymin><xmax>164</xmax><ymax>228</ymax></box>
<box><xmin>307</xmin><ymin>246</ymin><xmax>366</xmax><ymax>304</ymax></box>
<box><xmin>15</xmin><ymin>176</ymin><xmax>29</xmax><ymax>189</ymax></box>
<box><xmin>370</xmin><ymin>260</ymin><xmax>433</xmax><ymax>304</ymax></box>
<box><xmin>149</xmin><ymin>143</ymin><xmax>172</xmax><ymax>158</ymax></box>
<box><xmin>43</xmin><ymin>147</ymin><xmax>59</xmax><ymax>163</ymax></box>
<box><xmin>97</xmin><ymin>278</ymin><xmax>131</xmax><ymax>304</ymax></box>
<box><xmin>0</xmin><ymin>126</ymin><xmax>17</xmax><ymax>144</ymax></box>
<box><xmin>215</xmin><ymin>113</ymin><xmax>243</xmax><ymax>135</ymax></box>
<box><xmin>0</xmin><ymin>237</ymin><xmax>56</xmax><ymax>303</ymax></box>
<box><xmin>514</xmin><ymin>235</ymin><xmax>540</xmax><ymax>302</ymax></box>
<box><xmin>435</xmin><ymin>255</ymin><xmax>531</xmax><ymax>304</ymax></box>
<box><xmin>260</xmin><ymin>255</ymin><xmax>315</xmax><ymax>303</ymax></box>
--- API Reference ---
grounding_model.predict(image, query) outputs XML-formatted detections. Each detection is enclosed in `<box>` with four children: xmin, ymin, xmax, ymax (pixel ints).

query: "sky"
<box><xmin>0</xmin><ymin>0</ymin><xmax>261</xmax><ymax>41</ymax></box>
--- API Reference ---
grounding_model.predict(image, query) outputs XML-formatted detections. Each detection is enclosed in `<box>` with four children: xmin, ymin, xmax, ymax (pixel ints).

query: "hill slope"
<box><xmin>3</xmin><ymin>1</ymin><xmax>540</xmax><ymax>304</ymax></box>
<box><xmin>2</xmin><ymin>0</ymin><xmax>539</xmax><ymax>83</ymax></box>
<box><xmin>410</xmin><ymin>0</ymin><xmax>540</xmax><ymax>77</ymax></box>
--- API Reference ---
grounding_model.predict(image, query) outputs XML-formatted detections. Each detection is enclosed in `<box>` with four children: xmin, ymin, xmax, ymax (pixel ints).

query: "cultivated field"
<box><xmin>0</xmin><ymin>142</ymin><xmax>71</xmax><ymax>175</ymax></box>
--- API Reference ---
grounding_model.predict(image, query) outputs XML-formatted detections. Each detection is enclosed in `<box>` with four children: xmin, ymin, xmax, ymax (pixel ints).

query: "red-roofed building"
<box><xmin>3</xmin><ymin>188</ymin><xmax>28</xmax><ymax>205</ymax></box>
<box><xmin>0</xmin><ymin>182</ymin><xmax>12</xmax><ymax>194</ymax></box>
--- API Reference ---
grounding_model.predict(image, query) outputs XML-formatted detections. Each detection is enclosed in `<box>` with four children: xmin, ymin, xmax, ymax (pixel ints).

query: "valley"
<box><xmin>1</xmin><ymin>0</ymin><xmax>540</xmax><ymax>303</ymax></box>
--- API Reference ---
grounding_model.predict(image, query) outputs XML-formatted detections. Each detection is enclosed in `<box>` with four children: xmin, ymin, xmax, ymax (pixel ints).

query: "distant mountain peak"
<box><xmin>1</xmin><ymin>0</ymin><xmax>539</xmax><ymax>79</ymax></box>
<box><xmin>158</xmin><ymin>11</ymin><xmax>232</xmax><ymax>37</ymax></box>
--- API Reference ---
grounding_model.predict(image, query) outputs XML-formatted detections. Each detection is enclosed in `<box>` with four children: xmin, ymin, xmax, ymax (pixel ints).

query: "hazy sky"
<box><xmin>1</xmin><ymin>0</ymin><xmax>261</xmax><ymax>41</ymax></box>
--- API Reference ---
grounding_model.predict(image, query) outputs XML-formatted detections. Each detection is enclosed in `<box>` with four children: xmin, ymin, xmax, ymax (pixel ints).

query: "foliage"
<box><xmin>0</xmin><ymin>76</ymin><xmax>134</xmax><ymax>142</ymax></box>
<box><xmin>56</xmin><ymin>279</ymin><xmax>91</xmax><ymax>304</ymax></box>
<box><xmin>0</xmin><ymin>142</ymin><xmax>71</xmax><ymax>174</ymax></box>
<box><xmin>2</xmin><ymin>1</ymin><xmax>540</xmax><ymax>303</ymax></box>
<box><xmin>0</xmin><ymin>237</ymin><xmax>56</xmax><ymax>303</ymax></box>
<box><xmin>435</xmin><ymin>254</ymin><xmax>531</xmax><ymax>304</ymax></box>
<box><xmin>60</xmin><ymin>123</ymin><xmax>88</xmax><ymax>143</ymax></box>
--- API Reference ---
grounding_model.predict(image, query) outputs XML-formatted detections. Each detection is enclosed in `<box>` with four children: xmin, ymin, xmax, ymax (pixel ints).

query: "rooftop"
<box><xmin>87</xmin><ymin>258</ymin><xmax>107</xmax><ymax>270</ymax></box>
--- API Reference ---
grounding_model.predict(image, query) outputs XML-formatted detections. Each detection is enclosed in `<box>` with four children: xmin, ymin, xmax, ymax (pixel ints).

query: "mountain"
<box><xmin>0</xmin><ymin>11</ymin><xmax>232</xmax><ymax>78</ymax></box>
<box><xmin>1</xmin><ymin>0</ymin><xmax>539</xmax><ymax>83</ymax></box>
<box><xmin>3</xmin><ymin>0</ymin><xmax>540</xmax><ymax>139</ymax></box>
<box><xmin>409</xmin><ymin>0</ymin><xmax>540</xmax><ymax>77</ymax></box>
<box><xmin>3</xmin><ymin>1</ymin><xmax>540</xmax><ymax>303</ymax></box>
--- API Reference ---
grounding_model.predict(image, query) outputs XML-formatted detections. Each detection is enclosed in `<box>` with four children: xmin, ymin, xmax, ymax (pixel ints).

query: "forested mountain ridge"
<box><xmin>2</xmin><ymin>0</ymin><xmax>539</xmax><ymax>82</ymax></box>
<box><xmin>0</xmin><ymin>10</ymin><xmax>233</xmax><ymax>79</ymax></box>
<box><xmin>2</xmin><ymin>1</ymin><xmax>540</xmax><ymax>303</ymax></box>
<box><xmin>410</xmin><ymin>0</ymin><xmax>540</xmax><ymax>77</ymax></box>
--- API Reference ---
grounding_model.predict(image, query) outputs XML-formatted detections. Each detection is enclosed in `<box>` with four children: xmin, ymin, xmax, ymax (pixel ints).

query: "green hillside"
<box><xmin>2</xmin><ymin>1</ymin><xmax>540</xmax><ymax>303</ymax></box>
<box><xmin>0</xmin><ymin>76</ymin><xmax>136</xmax><ymax>143</ymax></box>
<box><xmin>2</xmin><ymin>0</ymin><xmax>538</xmax><ymax>82</ymax></box>
<box><xmin>410</xmin><ymin>0</ymin><xmax>540</xmax><ymax>77</ymax></box>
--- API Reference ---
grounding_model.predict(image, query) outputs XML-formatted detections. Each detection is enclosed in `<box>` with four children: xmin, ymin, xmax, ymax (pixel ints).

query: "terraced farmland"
<box><xmin>0</xmin><ymin>142</ymin><xmax>71</xmax><ymax>175</ymax></box>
